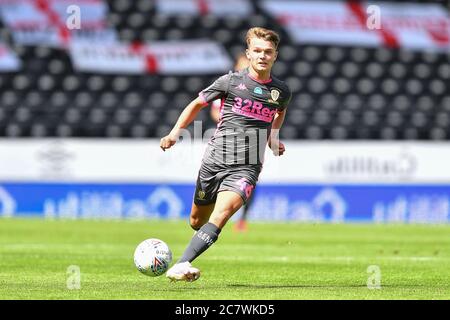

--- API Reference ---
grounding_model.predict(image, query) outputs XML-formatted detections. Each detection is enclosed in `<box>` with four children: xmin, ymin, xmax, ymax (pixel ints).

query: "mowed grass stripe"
<box><xmin>0</xmin><ymin>218</ymin><xmax>448</xmax><ymax>299</ymax></box>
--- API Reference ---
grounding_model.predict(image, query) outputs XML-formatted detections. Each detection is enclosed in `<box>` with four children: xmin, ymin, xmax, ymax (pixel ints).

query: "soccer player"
<box><xmin>209</xmin><ymin>53</ymin><xmax>250</xmax><ymax>123</ymax></box>
<box><xmin>209</xmin><ymin>53</ymin><xmax>253</xmax><ymax>233</ymax></box>
<box><xmin>160</xmin><ymin>27</ymin><xmax>291</xmax><ymax>282</ymax></box>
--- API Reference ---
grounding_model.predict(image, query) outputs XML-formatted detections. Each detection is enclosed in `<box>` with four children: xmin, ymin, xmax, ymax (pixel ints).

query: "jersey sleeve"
<box><xmin>199</xmin><ymin>73</ymin><xmax>231</xmax><ymax>105</ymax></box>
<box><xmin>278</xmin><ymin>85</ymin><xmax>292</xmax><ymax>111</ymax></box>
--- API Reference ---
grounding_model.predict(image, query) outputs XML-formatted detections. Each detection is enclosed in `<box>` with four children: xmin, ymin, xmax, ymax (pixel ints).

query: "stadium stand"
<box><xmin>0</xmin><ymin>0</ymin><xmax>448</xmax><ymax>140</ymax></box>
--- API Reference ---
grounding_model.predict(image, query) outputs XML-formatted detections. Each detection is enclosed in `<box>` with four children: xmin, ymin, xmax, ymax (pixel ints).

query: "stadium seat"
<box><xmin>0</xmin><ymin>0</ymin><xmax>447</xmax><ymax>141</ymax></box>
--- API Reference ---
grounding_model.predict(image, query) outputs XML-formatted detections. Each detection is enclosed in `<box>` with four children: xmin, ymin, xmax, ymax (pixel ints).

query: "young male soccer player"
<box><xmin>160</xmin><ymin>27</ymin><xmax>291</xmax><ymax>282</ymax></box>
<box><xmin>210</xmin><ymin>53</ymin><xmax>254</xmax><ymax>233</ymax></box>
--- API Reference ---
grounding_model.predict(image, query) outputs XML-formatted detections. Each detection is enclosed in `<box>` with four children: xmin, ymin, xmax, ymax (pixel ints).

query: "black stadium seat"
<box><xmin>0</xmin><ymin>0</ymin><xmax>448</xmax><ymax>140</ymax></box>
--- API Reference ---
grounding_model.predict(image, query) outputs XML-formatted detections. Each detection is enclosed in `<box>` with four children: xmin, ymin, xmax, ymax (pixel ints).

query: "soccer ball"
<box><xmin>134</xmin><ymin>238</ymin><xmax>172</xmax><ymax>277</ymax></box>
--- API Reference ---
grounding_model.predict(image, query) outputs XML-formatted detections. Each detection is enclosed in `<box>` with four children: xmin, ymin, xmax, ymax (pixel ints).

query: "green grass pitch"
<box><xmin>0</xmin><ymin>218</ymin><xmax>449</xmax><ymax>300</ymax></box>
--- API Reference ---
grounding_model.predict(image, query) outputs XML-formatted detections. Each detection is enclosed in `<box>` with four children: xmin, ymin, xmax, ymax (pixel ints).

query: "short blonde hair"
<box><xmin>246</xmin><ymin>27</ymin><xmax>280</xmax><ymax>49</ymax></box>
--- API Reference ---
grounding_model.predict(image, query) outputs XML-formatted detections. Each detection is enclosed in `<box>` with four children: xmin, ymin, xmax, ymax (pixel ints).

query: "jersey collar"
<box><xmin>246</xmin><ymin>68</ymin><xmax>272</xmax><ymax>84</ymax></box>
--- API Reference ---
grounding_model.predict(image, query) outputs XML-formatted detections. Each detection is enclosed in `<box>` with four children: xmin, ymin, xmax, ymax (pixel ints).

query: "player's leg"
<box><xmin>178</xmin><ymin>174</ymin><xmax>256</xmax><ymax>261</ymax></box>
<box><xmin>167</xmin><ymin>168</ymin><xmax>257</xmax><ymax>282</ymax></box>
<box><xmin>189</xmin><ymin>201</ymin><xmax>215</xmax><ymax>231</ymax></box>
<box><xmin>241</xmin><ymin>191</ymin><xmax>254</xmax><ymax>221</ymax></box>
<box><xmin>166</xmin><ymin>191</ymin><xmax>244</xmax><ymax>282</ymax></box>
<box><xmin>208</xmin><ymin>191</ymin><xmax>244</xmax><ymax>229</ymax></box>
<box><xmin>166</xmin><ymin>201</ymin><xmax>215</xmax><ymax>282</ymax></box>
<box><xmin>189</xmin><ymin>162</ymin><xmax>220</xmax><ymax>230</ymax></box>
<box><xmin>180</xmin><ymin>191</ymin><xmax>243</xmax><ymax>263</ymax></box>
<box><xmin>166</xmin><ymin>163</ymin><xmax>220</xmax><ymax>282</ymax></box>
<box><xmin>234</xmin><ymin>191</ymin><xmax>254</xmax><ymax>232</ymax></box>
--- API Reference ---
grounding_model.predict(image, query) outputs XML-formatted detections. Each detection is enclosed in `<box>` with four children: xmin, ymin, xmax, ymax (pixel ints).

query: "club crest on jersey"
<box><xmin>270</xmin><ymin>89</ymin><xmax>280</xmax><ymax>101</ymax></box>
<box><xmin>268</xmin><ymin>89</ymin><xmax>280</xmax><ymax>105</ymax></box>
<box><xmin>198</xmin><ymin>190</ymin><xmax>206</xmax><ymax>199</ymax></box>
<box><xmin>254</xmin><ymin>87</ymin><xmax>263</xmax><ymax>95</ymax></box>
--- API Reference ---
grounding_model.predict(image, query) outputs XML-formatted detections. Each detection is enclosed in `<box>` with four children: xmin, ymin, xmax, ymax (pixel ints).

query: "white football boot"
<box><xmin>166</xmin><ymin>261</ymin><xmax>201</xmax><ymax>282</ymax></box>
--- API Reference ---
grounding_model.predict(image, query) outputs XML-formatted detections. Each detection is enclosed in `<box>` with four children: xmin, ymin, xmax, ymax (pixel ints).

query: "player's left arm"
<box><xmin>269</xmin><ymin>84</ymin><xmax>291</xmax><ymax>156</ymax></box>
<box><xmin>268</xmin><ymin>109</ymin><xmax>287</xmax><ymax>156</ymax></box>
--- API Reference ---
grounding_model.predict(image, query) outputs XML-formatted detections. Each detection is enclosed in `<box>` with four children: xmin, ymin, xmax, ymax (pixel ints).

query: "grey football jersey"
<box><xmin>199</xmin><ymin>68</ymin><xmax>291</xmax><ymax>166</ymax></box>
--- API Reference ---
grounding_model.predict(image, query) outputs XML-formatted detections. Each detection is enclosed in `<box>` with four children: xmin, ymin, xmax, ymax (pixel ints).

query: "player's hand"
<box><xmin>160</xmin><ymin>135</ymin><xmax>177</xmax><ymax>151</ymax></box>
<box><xmin>269</xmin><ymin>139</ymin><xmax>285</xmax><ymax>156</ymax></box>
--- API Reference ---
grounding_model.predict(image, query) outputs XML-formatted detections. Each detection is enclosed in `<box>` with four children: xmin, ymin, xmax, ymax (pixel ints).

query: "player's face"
<box><xmin>246</xmin><ymin>37</ymin><xmax>277</xmax><ymax>74</ymax></box>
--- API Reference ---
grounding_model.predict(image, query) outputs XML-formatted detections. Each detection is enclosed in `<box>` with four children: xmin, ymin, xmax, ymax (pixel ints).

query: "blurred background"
<box><xmin>0</xmin><ymin>0</ymin><xmax>449</xmax><ymax>223</ymax></box>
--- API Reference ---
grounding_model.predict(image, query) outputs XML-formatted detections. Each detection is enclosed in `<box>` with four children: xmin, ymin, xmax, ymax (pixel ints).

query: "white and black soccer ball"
<box><xmin>134</xmin><ymin>238</ymin><xmax>172</xmax><ymax>277</ymax></box>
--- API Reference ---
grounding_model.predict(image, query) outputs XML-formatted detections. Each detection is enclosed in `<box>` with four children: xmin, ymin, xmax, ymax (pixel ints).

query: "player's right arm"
<box><xmin>160</xmin><ymin>96</ymin><xmax>207</xmax><ymax>151</ymax></box>
<box><xmin>209</xmin><ymin>99</ymin><xmax>222</xmax><ymax>123</ymax></box>
<box><xmin>160</xmin><ymin>73</ymin><xmax>231</xmax><ymax>151</ymax></box>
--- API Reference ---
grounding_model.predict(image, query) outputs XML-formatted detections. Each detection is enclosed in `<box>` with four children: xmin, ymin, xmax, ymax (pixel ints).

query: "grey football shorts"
<box><xmin>193</xmin><ymin>161</ymin><xmax>262</xmax><ymax>206</ymax></box>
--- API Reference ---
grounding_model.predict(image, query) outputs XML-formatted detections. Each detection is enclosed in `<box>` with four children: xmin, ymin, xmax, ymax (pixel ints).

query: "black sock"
<box><xmin>178</xmin><ymin>222</ymin><xmax>221</xmax><ymax>263</ymax></box>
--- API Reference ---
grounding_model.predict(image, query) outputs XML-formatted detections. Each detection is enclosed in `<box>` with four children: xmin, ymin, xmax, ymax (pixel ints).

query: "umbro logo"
<box><xmin>237</xmin><ymin>83</ymin><xmax>247</xmax><ymax>90</ymax></box>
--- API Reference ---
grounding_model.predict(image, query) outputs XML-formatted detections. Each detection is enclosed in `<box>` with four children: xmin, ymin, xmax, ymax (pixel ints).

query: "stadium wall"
<box><xmin>1</xmin><ymin>139</ymin><xmax>449</xmax><ymax>223</ymax></box>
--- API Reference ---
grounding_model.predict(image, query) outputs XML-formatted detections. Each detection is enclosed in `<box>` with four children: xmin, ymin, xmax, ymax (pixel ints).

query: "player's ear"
<box><xmin>274</xmin><ymin>50</ymin><xmax>278</xmax><ymax>61</ymax></box>
<box><xmin>245</xmin><ymin>48</ymin><xmax>251</xmax><ymax>60</ymax></box>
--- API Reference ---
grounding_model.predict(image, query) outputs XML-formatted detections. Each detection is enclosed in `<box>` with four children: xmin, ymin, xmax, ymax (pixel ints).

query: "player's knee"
<box><xmin>189</xmin><ymin>216</ymin><xmax>203</xmax><ymax>231</ymax></box>
<box><xmin>209</xmin><ymin>208</ymin><xmax>233</xmax><ymax>227</ymax></box>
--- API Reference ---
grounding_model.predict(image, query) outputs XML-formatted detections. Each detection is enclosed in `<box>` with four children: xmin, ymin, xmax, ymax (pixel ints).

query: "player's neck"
<box><xmin>248</xmin><ymin>66</ymin><xmax>271</xmax><ymax>83</ymax></box>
